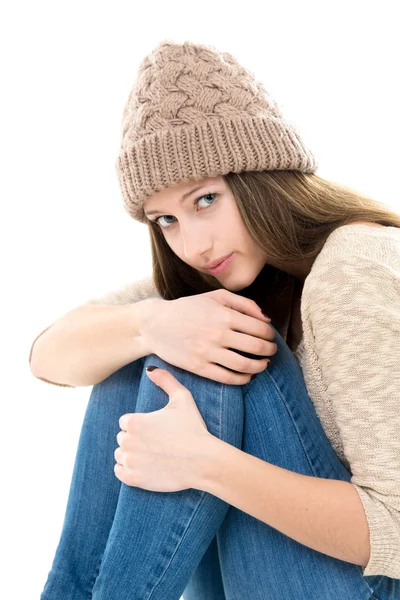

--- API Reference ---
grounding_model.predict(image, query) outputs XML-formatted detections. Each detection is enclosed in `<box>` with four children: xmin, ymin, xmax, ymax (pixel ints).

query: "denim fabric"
<box><xmin>40</xmin><ymin>325</ymin><xmax>399</xmax><ymax>600</ymax></box>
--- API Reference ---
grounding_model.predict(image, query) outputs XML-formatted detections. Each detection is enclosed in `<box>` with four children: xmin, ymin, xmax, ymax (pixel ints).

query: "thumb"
<box><xmin>146</xmin><ymin>366</ymin><xmax>189</xmax><ymax>402</ymax></box>
<box><xmin>147</xmin><ymin>366</ymin><xmax>209</xmax><ymax>431</ymax></box>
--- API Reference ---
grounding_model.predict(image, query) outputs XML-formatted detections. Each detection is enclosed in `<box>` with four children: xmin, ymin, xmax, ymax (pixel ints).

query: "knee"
<box><xmin>142</xmin><ymin>352</ymin><xmax>224</xmax><ymax>395</ymax></box>
<box><xmin>141</xmin><ymin>353</ymin><xmax>245</xmax><ymax>445</ymax></box>
<box><xmin>270</xmin><ymin>326</ymin><xmax>301</xmax><ymax>365</ymax></box>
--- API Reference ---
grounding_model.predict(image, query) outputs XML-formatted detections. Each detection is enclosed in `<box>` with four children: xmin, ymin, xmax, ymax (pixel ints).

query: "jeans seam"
<box><xmin>145</xmin><ymin>489</ymin><xmax>208</xmax><ymax>600</ymax></box>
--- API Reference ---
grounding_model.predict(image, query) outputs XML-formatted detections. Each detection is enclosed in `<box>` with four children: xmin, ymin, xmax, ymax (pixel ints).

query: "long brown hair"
<box><xmin>147</xmin><ymin>170</ymin><xmax>400</xmax><ymax>336</ymax></box>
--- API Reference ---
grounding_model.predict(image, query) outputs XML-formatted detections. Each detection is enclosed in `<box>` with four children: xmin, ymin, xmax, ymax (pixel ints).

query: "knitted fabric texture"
<box><xmin>116</xmin><ymin>40</ymin><xmax>318</xmax><ymax>223</ymax></box>
<box><xmin>32</xmin><ymin>224</ymin><xmax>400</xmax><ymax>577</ymax></box>
<box><xmin>29</xmin><ymin>225</ymin><xmax>400</xmax><ymax>577</ymax></box>
<box><xmin>79</xmin><ymin>225</ymin><xmax>400</xmax><ymax>578</ymax></box>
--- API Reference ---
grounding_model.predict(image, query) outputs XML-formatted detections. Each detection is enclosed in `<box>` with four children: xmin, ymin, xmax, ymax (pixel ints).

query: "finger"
<box><xmin>114</xmin><ymin>446</ymin><xmax>123</xmax><ymax>464</ymax></box>
<box><xmin>119</xmin><ymin>413</ymin><xmax>134</xmax><ymax>431</ymax></box>
<box><xmin>207</xmin><ymin>345</ymin><xmax>270</xmax><ymax>375</ymax></box>
<box><xmin>230</xmin><ymin>312</ymin><xmax>274</xmax><ymax>342</ymax></box>
<box><xmin>146</xmin><ymin>367</ymin><xmax>190</xmax><ymax>397</ymax></box>
<box><xmin>219</xmin><ymin>289</ymin><xmax>271</xmax><ymax>322</ymax></box>
<box><xmin>114</xmin><ymin>463</ymin><xmax>127</xmax><ymax>481</ymax></box>
<box><xmin>214</xmin><ymin>347</ymin><xmax>271</xmax><ymax>374</ymax></box>
<box><xmin>226</xmin><ymin>329</ymin><xmax>277</xmax><ymax>355</ymax></box>
<box><xmin>116</xmin><ymin>430</ymin><xmax>126</xmax><ymax>446</ymax></box>
<box><xmin>198</xmin><ymin>362</ymin><xmax>253</xmax><ymax>386</ymax></box>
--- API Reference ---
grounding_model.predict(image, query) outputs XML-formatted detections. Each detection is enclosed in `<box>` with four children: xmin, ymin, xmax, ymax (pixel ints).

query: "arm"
<box><xmin>29</xmin><ymin>299</ymin><xmax>163</xmax><ymax>388</ymax></box>
<box><xmin>300</xmin><ymin>248</ymin><xmax>400</xmax><ymax>578</ymax></box>
<box><xmin>29</xmin><ymin>274</ymin><xmax>162</xmax><ymax>388</ymax></box>
<box><xmin>196</xmin><ymin>436</ymin><xmax>370</xmax><ymax>568</ymax></box>
<box><xmin>196</xmin><ymin>244</ymin><xmax>400</xmax><ymax>579</ymax></box>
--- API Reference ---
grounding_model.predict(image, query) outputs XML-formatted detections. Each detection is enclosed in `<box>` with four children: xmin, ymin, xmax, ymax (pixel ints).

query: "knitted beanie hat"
<box><xmin>116</xmin><ymin>40</ymin><xmax>318</xmax><ymax>223</ymax></box>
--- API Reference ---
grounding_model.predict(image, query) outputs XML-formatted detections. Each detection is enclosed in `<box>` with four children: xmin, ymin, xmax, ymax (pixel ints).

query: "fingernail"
<box><xmin>146</xmin><ymin>366</ymin><xmax>158</xmax><ymax>372</ymax></box>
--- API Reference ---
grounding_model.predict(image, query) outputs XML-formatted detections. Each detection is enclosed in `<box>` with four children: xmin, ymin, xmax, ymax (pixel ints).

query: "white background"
<box><xmin>1</xmin><ymin>1</ymin><xmax>399</xmax><ymax>597</ymax></box>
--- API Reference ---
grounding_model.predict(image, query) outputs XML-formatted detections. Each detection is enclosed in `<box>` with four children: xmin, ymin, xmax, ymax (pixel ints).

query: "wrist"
<box><xmin>136</xmin><ymin>297</ymin><xmax>166</xmax><ymax>356</ymax></box>
<box><xmin>193</xmin><ymin>435</ymin><xmax>232</xmax><ymax>492</ymax></box>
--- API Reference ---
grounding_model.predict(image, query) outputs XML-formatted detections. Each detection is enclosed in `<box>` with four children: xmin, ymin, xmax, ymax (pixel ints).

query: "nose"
<box><xmin>181</xmin><ymin>225</ymin><xmax>212</xmax><ymax>264</ymax></box>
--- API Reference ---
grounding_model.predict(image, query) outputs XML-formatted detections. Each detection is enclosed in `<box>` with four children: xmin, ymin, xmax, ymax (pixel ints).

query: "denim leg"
<box><xmin>209</xmin><ymin>328</ymin><xmax>398</xmax><ymax>600</ymax></box>
<box><xmin>176</xmin><ymin>535</ymin><xmax>226</xmax><ymax>600</ymax></box>
<box><xmin>90</xmin><ymin>352</ymin><xmax>246</xmax><ymax>600</ymax></box>
<box><xmin>40</xmin><ymin>357</ymin><xmax>146</xmax><ymax>599</ymax></box>
<box><xmin>40</xmin><ymin>321</ymin><xmax>397</xmax><ymax>600</ymax></box>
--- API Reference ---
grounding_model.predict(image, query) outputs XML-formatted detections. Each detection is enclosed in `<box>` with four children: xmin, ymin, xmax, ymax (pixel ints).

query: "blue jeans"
<box><xmin>40</xmin><ymin>325</ymin><xmax>398</xmax><ymax>600</ymax></box>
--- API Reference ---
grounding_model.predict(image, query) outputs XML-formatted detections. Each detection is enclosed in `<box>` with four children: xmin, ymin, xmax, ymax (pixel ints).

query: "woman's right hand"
<box><xmin>138</xmin><ymin>290</ymin><xmax>277</xmax><ymax>385</ymax></box>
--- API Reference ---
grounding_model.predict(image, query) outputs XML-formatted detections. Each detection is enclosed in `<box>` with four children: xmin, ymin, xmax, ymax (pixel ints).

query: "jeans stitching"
<box><xmin>145</xmin><ymin>490</ymin><xmax>208</xmax><ymax>600</ymax></box>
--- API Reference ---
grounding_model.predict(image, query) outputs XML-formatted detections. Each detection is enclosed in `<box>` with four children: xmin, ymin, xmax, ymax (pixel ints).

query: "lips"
<box><xmin>205</xmin><ymin>252</ymin><xmax>235</xmax><ymax>275</ymax></box>
<box><xmin>203</xmin><ymin>253</ymin><xmax>233</xmax><ymax>270</ymax></box>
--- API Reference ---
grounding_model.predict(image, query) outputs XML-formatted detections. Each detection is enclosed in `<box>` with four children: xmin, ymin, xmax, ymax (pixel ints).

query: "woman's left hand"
<box><xmin>114</xmin><ymin>367</ymin><xmax>215</xmax><ymax>492</ymax></box>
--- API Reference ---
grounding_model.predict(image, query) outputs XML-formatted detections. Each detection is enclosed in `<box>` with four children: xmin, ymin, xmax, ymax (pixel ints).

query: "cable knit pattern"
<box><xmin>115</xmin><ymin>40</ymin><xmax>317</xmax><ymax>223</ymax></box>
<box><xmin>28</xmin><ymin>224</ymin><xmax>400</xmax><ymax>577</ymax></box>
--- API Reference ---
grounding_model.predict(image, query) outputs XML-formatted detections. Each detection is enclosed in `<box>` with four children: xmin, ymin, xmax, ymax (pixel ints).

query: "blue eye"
<box><xmin>154</xmin><ymin>193</ymin><xmax>218</xmax><ymax>230</ymax></box>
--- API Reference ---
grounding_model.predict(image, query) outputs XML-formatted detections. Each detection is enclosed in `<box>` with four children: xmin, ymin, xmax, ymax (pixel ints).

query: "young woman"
<box><xmin>32</xmin><ymin>41</ymin><xmax>400</xmax><ymax>599</ymax></box>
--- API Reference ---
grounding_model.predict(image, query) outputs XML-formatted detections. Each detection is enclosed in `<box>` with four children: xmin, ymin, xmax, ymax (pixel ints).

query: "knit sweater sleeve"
<box><xmin>29</xmin><ymin>275</ymin><xmax>160</xmax><ymax>388</ymax></box>
<box><xmin>304</xmin><ymin>241</ymin><xmax>400</xmax><ymax>578</ymax></box>
<box><xmin>81</xmin><ymin>274</ymin><xmax>160</xmax><ymax>306</ymax></box>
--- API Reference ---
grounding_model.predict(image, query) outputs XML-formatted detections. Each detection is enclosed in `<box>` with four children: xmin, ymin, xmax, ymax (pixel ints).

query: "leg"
<box><xmin>212</xmin><ymin>328</ymin><xmax>397</xmax><ymax>600</ymax></box>
<box><xmin>39</xmin><ymin>336</ymin><xmax>232</xmax><ymax>599</ymax></box>
<box><xmin>40</xmin><ymin>356</ymin><xmax>147</xmax><ymax>598</ymax></box>
<box><xmin>41</xmin><ymin>323</ymin><xmax>393</xmax><ymax>599</ymax></box>
<box><xmin>177</xmin><ymin>535</ymin><xmax>226</xmax><ymax>600</ymax></box>
<box><xmin>90</xmin><ymin>352</ymin><xmax>245</xmax><ymax>600</ymax></box>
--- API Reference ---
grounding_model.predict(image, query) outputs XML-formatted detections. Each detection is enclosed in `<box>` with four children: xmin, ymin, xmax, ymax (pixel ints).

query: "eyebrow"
<box><xmin>145</xmin><ymin>184</ymin><xmax>207</xmax><ymax>217</ymax></box>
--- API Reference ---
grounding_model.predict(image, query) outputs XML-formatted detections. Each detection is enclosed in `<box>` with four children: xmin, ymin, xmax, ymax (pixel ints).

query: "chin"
<box><xmin>226</xmin><ymin>263</ymin><xmax>266</xmax><ymax>291</ymax></box>
<box><xmin>208</xmin><ymin>255</ymin><xmax>264</xmax><ymax>291</ymax></box>
<box><xmin>219</xmin><ymin>274</ymin><xmax>256</xmax><ymax>292</ymax></box>
<box><xmin>224</xmin><ymin>281</ymin><xmax>246</xmax><ymax>292</ymax></box>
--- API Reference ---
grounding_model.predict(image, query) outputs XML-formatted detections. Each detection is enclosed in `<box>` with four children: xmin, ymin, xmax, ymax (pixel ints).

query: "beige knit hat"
<box><xmin>116</xmin><ymin>40</ymin><xmax>318</xmax><ymax>223</ymax></box>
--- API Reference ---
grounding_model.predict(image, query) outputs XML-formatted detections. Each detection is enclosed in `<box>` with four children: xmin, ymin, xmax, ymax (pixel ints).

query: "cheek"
<box><xmin>229</xmin><ymin>223</ymin><xmax>248</xmax><ymax>248</ymax></box>
<box><xmin>163</xmin><ymin>237</ymin><xmax>184</xmax><ymax>261</ymax></box>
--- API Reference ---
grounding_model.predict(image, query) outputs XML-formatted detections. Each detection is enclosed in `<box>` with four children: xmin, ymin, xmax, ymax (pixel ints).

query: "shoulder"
<box><xmin>82</xmin><ymin>275</ymin><xmax>160</xmax><ymax>306</ymax></box>
<box><xmin>301</xmin><ymin>223</ymin><xmax>400</xmax><ymax>318</ymax></box>
<box><xmin>305</xmin><ymin>223</ymin><xmax>400</xmax><ymax>287</ymax></box>
<box><xmin>319</xmin><ymin>222</ymin><xmax>399</xmax><ymax>262</ymax></box>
